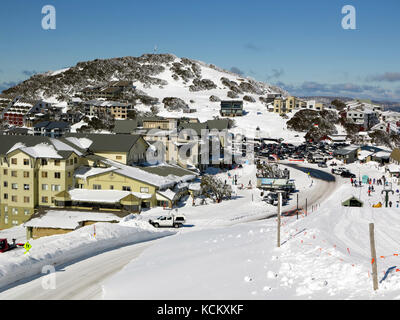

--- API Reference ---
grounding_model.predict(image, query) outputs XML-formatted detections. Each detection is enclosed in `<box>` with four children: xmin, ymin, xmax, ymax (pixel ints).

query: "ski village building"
<box><xmin>0</xmin><ymin>134</ymin><xmax>198</xmax><ymax>230</ymax></box>
<box><xmin>1</xmin><ymin>98</ymin><xmax>52</xmax><ymax>127</ymax></box>
<box><xmin>220</xmin><ymin>100</ymin><xmax>244</xmax><ymax>117</ymax></box>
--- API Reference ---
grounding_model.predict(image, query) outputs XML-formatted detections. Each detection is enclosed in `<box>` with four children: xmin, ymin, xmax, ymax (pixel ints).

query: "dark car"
<box><xmin>341</xmin><ymin>171</ymin><xmax>356</xmax><ymax>178</ymax></box>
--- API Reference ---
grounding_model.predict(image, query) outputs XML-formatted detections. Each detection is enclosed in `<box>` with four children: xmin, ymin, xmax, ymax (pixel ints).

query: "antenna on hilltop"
<box><xmin>154</xmin><ymin>45</ymin><xmax>158</xmax><ymax>54</ymax></box>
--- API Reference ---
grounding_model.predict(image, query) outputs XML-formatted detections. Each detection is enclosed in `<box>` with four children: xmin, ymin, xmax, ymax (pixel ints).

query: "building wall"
<box><xmin>29</xmin><ymin>227</ymin><xmax>74</xmax><ymax>239</ymax></box>
<box><xmin>0</xmin><ymin>151</ymin><xmax>81</xmax><ymax>229</ymax></box>
<box><xmin>75</xmin><ymin>172</ymin><xmax>157</xmax><ymax>207</ymax></box>
<box><xmin>94</xmin><ymin>151</ymin><xmax>128</xmax><ymax>164</ymax></box>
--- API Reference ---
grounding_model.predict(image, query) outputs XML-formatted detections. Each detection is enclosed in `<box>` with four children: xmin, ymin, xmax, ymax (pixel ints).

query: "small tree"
<box><xmin>150</xmin><ymin>105</ymin><xmax>160</xmax><ymax>115</ymax></box>
<box><xmin>200</xmin><ymin>175</ymin><xmax>232</xmax><ymax>203</ymax></box>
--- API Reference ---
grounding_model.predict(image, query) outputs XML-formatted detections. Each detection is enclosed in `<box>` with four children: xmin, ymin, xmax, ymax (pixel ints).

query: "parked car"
<box><xmin>340</xmin><ymin>171</ymin><xmax>356</xmax><ymax>178</ymax></box>
<box><xmin>149</xmin><ymin>213</ymin><xmax>186</xmax><ymax>228</ymax></box>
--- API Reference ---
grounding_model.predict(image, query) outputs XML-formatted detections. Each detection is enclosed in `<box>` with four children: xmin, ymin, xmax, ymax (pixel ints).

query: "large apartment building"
<box><xmin>0</xmin><ymin>134</ymin><xmax>196</xmax><ymax>230</ymax></box>
<box><xmin>83</xmin><ymin>100</ymin><xmax>134</xmax><ymax>119</ymax></box>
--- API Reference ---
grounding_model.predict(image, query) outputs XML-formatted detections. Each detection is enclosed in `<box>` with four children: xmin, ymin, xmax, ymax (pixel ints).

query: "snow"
<box><xmin>65</xmin><ymin>137</ymin><xmax>93</xmax><ymax>149</ymax></box>
<box><xmin>49</xmin><ymin>68</ymin><xmax>70</xmax><ymax>76</ymax></box>
<box><xmin>0</xmin><ymin>216</ymin><xmax>175</xmax><ymax>290</ymax></box>
<box><xmin>74</xmin><ymin>166</ymin><xmax>117</xmax><ymax>180</ymax></box>
<box><xmin>68</xmin><ymin>189</ymin><xmax>131</xmax><ymax>203</ymax></box>
<box><xmin>7</xmin><ymin>142</ymin><xmax>63</xmax><ymax>159</ymax></box>
<box><xmin>24</xmin><ymin>210</ymin><xmax>121</xmax><ymax>229</ymax></box>
<box><xmin>102</xmin><ymin>162</ymin><xmax>400</xmax><ymax>299</ymax></box>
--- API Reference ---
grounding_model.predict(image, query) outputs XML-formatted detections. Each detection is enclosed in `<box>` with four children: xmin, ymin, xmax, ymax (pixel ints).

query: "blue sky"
<box><xmin>0</xmin><ymin>0</ymin><xmax>399</xmax><ymax>101</ymax></box>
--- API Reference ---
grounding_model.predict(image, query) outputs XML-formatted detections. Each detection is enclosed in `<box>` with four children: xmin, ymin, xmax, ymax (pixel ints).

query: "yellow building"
<box><xmin>0</xmin><ymin>134</ymin><xmax>197</xmax><ymax>230</ymax></box>
<box><xmin>273</xmin><ymin>96</ymin><xmax>306</xmax><ymax>114</ymax></box>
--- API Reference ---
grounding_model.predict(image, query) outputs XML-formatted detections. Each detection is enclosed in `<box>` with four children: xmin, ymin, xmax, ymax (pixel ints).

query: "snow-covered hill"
<box><xmin>3</xmin><ymin>53</ymin><xmax>305</xmax><ymax>141</ymax></box>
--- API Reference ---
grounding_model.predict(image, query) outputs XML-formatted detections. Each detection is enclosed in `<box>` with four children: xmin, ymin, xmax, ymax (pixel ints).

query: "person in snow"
<box><xmin>368</xmin><ymin>189</ymin><xmax>371</xmax><ymax>197</ymax></box>
<box><xmin>389</xmin><ymin>201</ymin><xmax>393</xmax><ymax>208</ymax></box>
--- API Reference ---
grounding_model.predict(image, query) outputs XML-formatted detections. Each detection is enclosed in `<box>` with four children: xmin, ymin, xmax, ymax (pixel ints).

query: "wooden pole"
<box><xmin>277</xmin><ymin>192</ymin><xmax>281</xmax><ymax>247</ymax></box>
<box><xmin>369</xmin><ymin>223</ymin><xmax>379</xmax><ymax>291</ymax></box>
<box><xmin>305</xmin><ymin>198</ymin><xmax>308</xmax><ymax>216</ymax></box>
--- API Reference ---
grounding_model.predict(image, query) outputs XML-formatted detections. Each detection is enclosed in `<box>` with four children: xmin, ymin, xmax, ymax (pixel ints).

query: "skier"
<box><xmin>368</xmin><ymin>189</ymin><xmax>371</xmax><ymax>197</ymax></box>
<box><xmin>389</xmin><ymin>201</ymin><xmax>393</xmax><ymax>208</ymax></box>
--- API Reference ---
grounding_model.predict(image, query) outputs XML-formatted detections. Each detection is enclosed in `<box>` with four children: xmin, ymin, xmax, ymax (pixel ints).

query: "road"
<box><xmin>0</xmin><ymin>163</ymin><xmax>339</xmax><ymax>300</ymax></box>
<box><xmin>0</xmin><ymin>239</ymin><xmax>157</xmax><ymax>300</ymax></box>
<box><xmin>281</xmin><ymin>162</ymin><xmax>338</xmax><ymax>214</ymax></box>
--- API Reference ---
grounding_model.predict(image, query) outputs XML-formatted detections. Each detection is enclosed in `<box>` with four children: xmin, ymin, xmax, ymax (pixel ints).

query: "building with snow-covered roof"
<box><xmin>24</xmin><ymin>209</ymin><xmax>120</xmax><ymax>239</ymax></box>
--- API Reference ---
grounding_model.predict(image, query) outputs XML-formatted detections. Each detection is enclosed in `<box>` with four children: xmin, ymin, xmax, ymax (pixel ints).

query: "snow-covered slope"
<box><xmin>102</xmin><ymin>162</ymin><xmax>400</xmax><ymax>300</ymax></box>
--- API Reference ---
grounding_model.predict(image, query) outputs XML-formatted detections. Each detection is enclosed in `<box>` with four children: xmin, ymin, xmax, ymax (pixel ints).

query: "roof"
<box><xmin>114</xmin><ymin>119</ymin><xmax>139</xmax><ymax>134</ymax></box>
<box><xmin>100</xmin><ymin>159</ymin><xmax>197</xmax><ymax>189</ymax></box>
<box><xmin>34</xmin><ymin>121</ymin><xmax>70</xmax><ymax>130</ymax></box>
<box><xmin>178</xmin><ymin>122</ymin><xmax>207</xmax><ymax>136</ymax></box>
<box><xmin>68</xmin><ymin>189</ymin><xmax>132</xmax><ymax>203</ymax></box>
<box><xmin>0</xmin><ymin>135</ymin><xmax>82</xmax><ymax>159</ymax></box>
<box><xmin>24</xmin><ymin>210</ymin><xmax>120</xmax><ymax>229</ymax></box>
<box><xmin>206</xmin><ymin>119</ymin><xmax>230</xmax><ymax>131</ymax></box>
<box><xmin>65</xmin><ymin>133</ymin><xmax>143</xmax><ymax>153</ymax></box>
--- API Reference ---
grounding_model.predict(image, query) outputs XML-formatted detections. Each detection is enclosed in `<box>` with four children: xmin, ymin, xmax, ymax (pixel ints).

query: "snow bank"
<box><xmin>0</xmin><ymin>219</ymin><xmax>175</xmax><ymax>290</ymax></box>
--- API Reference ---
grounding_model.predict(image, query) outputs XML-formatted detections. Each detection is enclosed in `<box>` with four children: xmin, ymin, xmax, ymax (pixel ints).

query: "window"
<box><xmin>54</xmin><ymin>160</ymin><xmax>61</xmax><ymax>166</ymax></box>
<box><xmin>23</xmin><ymin>171</ymin><xmax>30</xmax><ymax>178</ymax></box>
<box><xmin>22</xmin><ymin>184</ymin><xmax>30</xmax><ymax>191</ymax></box>
<box><xmin>3</xmin><ymin>181</ymin><xmax>7</xmax><ymax>188</ymax></box>
<box><xmin>51</xmin><ymin>184</ymin><xmax>61</xmax><ymax>192</ymax></box>
<box><xmin>110</xmin><ymin>185</ymin><xmax>114</xmax><ymax>190</ymax></box>
<box><xmin>41</xmin><ymin>171</ymin><xmax>48</xmax><ymax>178</ymax></box>
<box><xmin>4</xmin><ymin>215</ymin><xmax>8</xmax><ymax>224</ymax></box>
<box><xmin>42</xmin><ymin>196</ymin><xmax>48</xmax><ymax>203</ymax></box>
<box><xmin>3</xmin><ymin>169</ymin><xmax>7</xmax><ymax>175</ymax></box>
<box><xmin>116</xmin><ymin>155</ymin><xmax>122</xmax><ymax>160</ymax></box>
<box><xmin>68</xmin><ymin>172</ymin><xmax>71</xmax><ymax>178</ymax></box>
<box><xmin>11</xmin><ymin>171</ymin><xmax>17</xmax><ymax>177</ymax></box>
<box><xmin>42</xmin><ymin>184</ymin><xmax>48</xmax><ymax>191</ymax></box>
<box><xmin>24</xmin><ymin>196</ymin><xmax>30</xmax><ymax>203</ymax></box>
<box><xmin>122</xmin><ymin>186</ymin><xmax>131</xmax><ymax>191</ymax></box>
<box><xmin>12</xmin><ymin>220</ymin><xmax>18</xmax><ymax>226</ymax></box>
<box><xmin>11</xmin><ymin>195</ymin><xmax>17</xmax><ymax>202</ymax></box>
<box><xmin>54</xmin><ymin>172</ymin><xmax>61</xmax><ymax>179</ymax></box>
<box><xmin>74</xmin><ymin>157</ymin><xmax>78</xmax><ymax>164</ymax></box>
<box><xmin>23</xmin><ymin>159</ymin><xmax>29</xmax><ymax>165</ymax></box>
<box><xmin>140</xmin><ymin>187</ymin><xmax>149</xmax><ymax>193</ymax></box>
<box><xmin>41</xmin><ymin>159</ymin><xmax>48</xmax><ymax>166</ymax></box>
<box><xmin>24</xmin><ymin>209</ymin><xmax>30</xmax><ymax>216</ymax></box>
<box><xmin>11</xmin><ymin>158</ymin><xmax>17</xmax><ymax>165</ymax></box>
<box><xmin>93</xmin><ymin>184</ymin><xmax>102</xmax><ymax>190</ymax></box>
<box><xmin>3</xmin><ymin>193</ymin><xmax>8</xmax><ymax>200</ymax></box>
<box><xmin>11</xmin><ymin>183</ymin><xmax>18</xmax><ymax>190</ymax></box>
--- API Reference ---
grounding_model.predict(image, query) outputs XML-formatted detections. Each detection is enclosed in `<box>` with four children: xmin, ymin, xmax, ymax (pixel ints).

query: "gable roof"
<box><xmin>65</xmin><ymin>133</ymin><xmax>143</xmax><ymax>153</ymax></box>
<box><xmin>114</xmin><ymin>119</ymin><xmax>139</xmax><ymax>134</ymax></box>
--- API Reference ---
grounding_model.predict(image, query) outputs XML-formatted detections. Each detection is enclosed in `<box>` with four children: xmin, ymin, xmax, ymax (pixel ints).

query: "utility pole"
<box><xmin>305</xmin><ymin>198</ymin><xmax>308</xmax><ymax>216</ymax></box>
<box><xmin>296</xmin><ymin>193</ymin><xmax>299</xmax><ymax>220</ymax></box>
<box><xmin>277</xmin><ymin>192</ymin><xmax>282</xmax><ymax>248</ymax></box>
<box><xmin>369</xmin><ymin>223</ymin><xmax>379</xmax><ymax>291</ymax></box>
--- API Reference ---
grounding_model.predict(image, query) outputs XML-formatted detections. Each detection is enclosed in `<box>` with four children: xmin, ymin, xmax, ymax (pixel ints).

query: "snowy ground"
<box><xmin>102</xmin><ymin>161</ymin><xmax>400</xmax><ymax>300</ymax></box>
<box><xmin>0</xmin><ymin>216</ymin><xmax>174</xmax><ymax>290</ymax></box>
